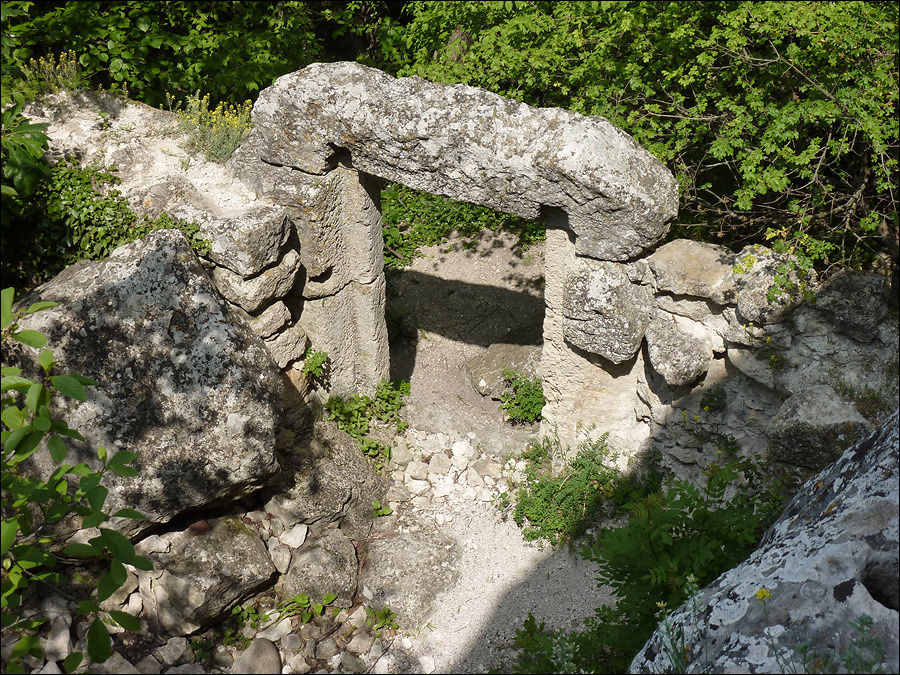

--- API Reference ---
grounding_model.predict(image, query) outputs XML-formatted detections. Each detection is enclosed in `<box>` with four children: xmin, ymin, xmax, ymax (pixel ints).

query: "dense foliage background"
<box><xmin>2</xmin><ymin>0</ymin><xmax>897</xmax><ymax>295</ymax></box>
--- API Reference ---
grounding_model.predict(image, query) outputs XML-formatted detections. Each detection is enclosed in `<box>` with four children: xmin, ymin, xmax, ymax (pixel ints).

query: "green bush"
<box><xmin>2</xmin><ymin>287</ymin><xmax>151</xmax><ymax>672</ymax></box>
<box><xmin>512</xmin><ymin>455</ymin><xmax>784</xmax><ymax>673</ymax></box>
<box><xmin>174</xmin><ymin>91</ymin><xmax>253</xmax><ymax>163</ymax></box>
<box><xmin>398</xmin><ymin>1</ymin><xmax>898</xmax><ymax>279</ymax></box>
<box><xmin>499</xmin><ymin>368</ymin><xmax>545</xmax><ymax>425</ymax></box>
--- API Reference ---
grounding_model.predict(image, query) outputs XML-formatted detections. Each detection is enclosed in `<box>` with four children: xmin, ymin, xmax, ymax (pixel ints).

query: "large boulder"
<box><xmin>631</xmin><ymin>410</ymin><xmax>899</xmax><ymax>674</ymax></box>
<box><xmin>134</xmin><ymin>517</ymin><xmax>277</xmax><ymax>636</ymax></box>
<box><xmin>13</xmin><ymin>230</ymin><xmax>283</xmax><ymax>537</ymax></box>
<box><xmin>230</xmin><ymin>61</ymin><xmax>678</xmax><ymax>262</ymax></box>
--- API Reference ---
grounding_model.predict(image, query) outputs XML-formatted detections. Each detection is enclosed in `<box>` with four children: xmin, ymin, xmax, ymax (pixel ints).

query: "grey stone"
<box><xmin>246</xmin><ymin>301</ymin><xmax>292</xmax><ymax>339</ymax></box>
<box><xmin>90</xmin><ymin>652</ymin><xmax>140</xmax><ymax>674</ymax></box>
<box><xmin>12</xmin><ymin>230</ymin><xmax>282</xmax><ymax>537</ymax></box>
<box><xmin>357</xmin><ymin>524</ymin><xmax>460</xmax><ymax>629</ymax></box>
<box><xmin>766</xmin><ymin>385</ymin><xmax>873</xmax><ymax>470</ymax></box>
<box><xmin>211</xmin><ymin>248</ymin><xmax>302</xmax><ymax>314</ymax></box>
<box><xmin>279</xmin><ymin>529</ymin><xmax>358</xmax><ymax>608</ymax></box>
<box><xmin>287</xmin><ymin>654</ymin><xmax>312</xmax><ymax>674</ymax></box>
<box><xmin>631</xmin><ymin>411</ymin><xmax>900</xmax><ymax>674</ymax></box>
<box><xmin>815</xmin><ymin>270</ymin><xmax>888</xmax><ymax>343</ymax></box>
<box><xmin>135</xmin><ymin>655</ymin><xmax>162</xmax><ymax>674</ymax></box>
<box><xmin>162</xmin><ymin>665</ymin><xmax>205</xmax><ymax>674</ymax></box>
<box><xmin>451</xmin><ymin>439</ymin><xmax>476</xmax><ymax>461</ymax></box>
<box><xmin>427</xmin><ymin>453</ymin><xmax>452</xmax><ymax>476</ymax></box>
<box><xmin>256</xmin><ymin>618</ymin><xmax>293</xmax><ymax>642</ymax></box>
<box><xmin>644</xmin><ymin>315</ymin><xmax>713</xmax><ymax>387</ymax></box>
<box><xmin>37</xmin><ymin>662</ymin><xmax>62</xmax><ymax>674</ymax></box>
<box><xmin>562</xmin><ymin>258</ymin><xmax>654</xmax><ymax>363</ymax></box>
<box><xmin>733</xmin><ymin>245</ymin><xmax>813</xmax><ymax>325</ymax></box>
<box><xmin>280</xmin><ymin>633</ymin><xmax>304</xmax><ymax>654</ymax></box>
<box><xmin>41</xmin><ymin>615</ymin><xmax>72</xmax><ymax>662</ymax></box>
<box><xmin>340</xmin><ymin>652</ymin><xmax>367</xmax><ymax>673</ymax></box>
<box><xmin>280</xmin><ymin>523</ymin><xmax>309</xmax><ymax>549</ymax></box>
<box><xmin>232</xmin><ymin>638</ymin><xmax>282</xmax><ymax>675</ymax></box>
<box><xmin>646</xmin><ymin>239</ymin><xmax>737</xmax><ymax>304</ymax></box>
<box><xmin>263</xmin><ymin>321</ymin><xmax>310</xmax><ymax>369</ymax></box>
<box><xmin>314</xmin><ymin>638</ymin><xmax>340</xmax><ymax>660</ymax></box>
<box><xmin>391</xmin><ymin>443</ymin><xmax>414</xmax><ymax>467</ymax></box>
<box><xmin>347</xmin><ymin>632</ymin><xmax>375</xmax><ymax>654</ymax></box>
<box><xmin>232</xmin><ymin>62</ymin><xmax>677</xmax><ymax>261</ymax></box>
<box><xmin>267</xmin><ymin>540</ymin><xmax>292</xmax><ymax>574</ymax></box>
<box><xmin>464</xmin><ymin>343</ymin><xmax>542</xmax><ymax>398</ymax></box>
<box><xmin>136</xmin><ymin>517</ymin><xmax>277</xmax><ymax>636</ymax></box>
<box><xmin>472</xmin><ymin>459</ymin><xmax>502</xmax><ymax>480</ymax></box>
<box><xmin>405</xmin><ymin>460</ymin><xmax>429</xmax><ymax>481</ymax></box>
<box><xmin>265</xmin><ymin>419</ymin><xmax>383</xmax><ymax>542</ymax></box>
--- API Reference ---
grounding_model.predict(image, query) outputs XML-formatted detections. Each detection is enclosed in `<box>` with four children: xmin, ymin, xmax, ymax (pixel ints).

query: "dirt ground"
<box><xmin>381</xmin><ymin>230</ymin><xmax>612</xmax><ymax>673</ymax></box>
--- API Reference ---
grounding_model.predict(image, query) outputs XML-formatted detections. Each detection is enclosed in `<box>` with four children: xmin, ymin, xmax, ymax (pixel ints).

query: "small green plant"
<box><xmin>499</xmin><ymin>369</ymin><xmax>545</xmax><ymax>425</ymax></box>
<box><xmin>188</xmin><ymin>635</ymin><xmax>215</xmax><ymax>663</ymax></box>
<box><xmin>833</xmin><ymin>379</ymin><xmax>894</xmax><ymax>423</ymax></box>
<box><xmin>365</xmin><ymin>606</ymin><xmax>398</xmax><ymax>635</ymax></box>
<box><xmin>371</xmin><ymin>500</ymin><xmax>393</xmax><ymax>517</ymax></box>
<box><xmin>324</xmin><ymin>379</ymin><xmax>410</xmax><ymax>471</ymax></box>
<box><xmin>300</xmin><ymin>349</ymin><xmax>330</xmax><ymax>385</ymax></box>
<box><xmin>275</xmin><ymin>592</ymin><xmax>338</xmax><ymax>623</ymax></box>
<box><xmin>699</xmin><ymin>386</ymin><xmax>727</xmax><ymax>413</ymax></box>
<box><xmin>174</xmin><ymin>91</ymin><xmax>252</xmax><ymax>163</ymax></box>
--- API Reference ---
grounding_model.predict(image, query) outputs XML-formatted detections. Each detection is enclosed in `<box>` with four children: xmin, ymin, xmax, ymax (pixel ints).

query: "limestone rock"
<box><xmin>733</xmin><ymin>245</ymin><xmax>813</xmax><ymax>326</ymax></box>
<box><xmin>464</xmin><ymin>343</ymin><xmax>542</xmax><ymax>398</ymax></box>
<box><xmin>242</xmin><ymin>301</ymin><xmax>292</xmax><ymax>339</ymax></box>
<box><xmin>135</xmin><ymin>517</ymin><xmax>277</xmax><ymax>636</ymax></box>
<box><xmin>264</xmin><ymin>418</ymin><xmax>384</xmax><ymax>541</ymax></box>
<box><xmin>231</xmin><ymin>61</ymin><xmax>678</xmax><ymax>262</ymax></box>
<box><xmin>262</xmin><ymin>321</ymin><xmax>309</xmax><ymax>369</ymax></box>
<box><xmin>357</xmin><ymin>523</ymin><xmax>460</xmax><ymax>629</ymax></box>
<box><xmin>644</xmin><ymin>315</ymin><xmax>713</xmax><ymax>387</ymax></box>
<box><xmin>646</xmin><ymin>239</ymin><xmax>737</xmax><ymax>304</ymax></box>
<box><xmin>279</xmin><ymin>529</ymin><xmax>358</xmax><ymax>608</ymax></box>
<box><xmin>232</xmin><ymin>638</ymin><xmax>282</xmax><ymax>675</ymax></box>
<box><xmin>630</xmin><ymin>411</ymin><xmax>899</xmax><ymax>674</ymax></box>
<box><xmin>23</xmin><ymin>90</ymin><xmax>290</xmax><ymax>278</ymax></box>
<box><xmin>13</xmin><ymin>230</ymin><xmax>281</xmax><ymax>537</ymax></box>
<box><xmin>766</xmin><ymin>385</ymin><xmax>873</xmax><ymax>470</ymax></box>
<box><xmin>815</xmin><ymin>270</ymin><xmax>888</xmax><ymax>343</ymax></box>
<box><xmin>562</xmin><ymin>258</ymin><xmax>654</xmax><ymax>363</ymax></box>
<box><xmin>211</xmin><ymin>248</ymin><xmax>302</xmax><ymax>313</ymax></box>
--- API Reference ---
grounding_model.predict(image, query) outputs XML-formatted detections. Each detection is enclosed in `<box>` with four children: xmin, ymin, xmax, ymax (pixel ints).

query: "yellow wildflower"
<box><xmin>755</xmin><ymin>587</ymin><xmax>771</xmax><ymax>602</ymax></box>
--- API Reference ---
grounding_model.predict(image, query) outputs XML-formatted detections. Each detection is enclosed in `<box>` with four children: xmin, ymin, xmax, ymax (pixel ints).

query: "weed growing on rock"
<box><xmin>365</xmin><ymin>606</ymin><xmax>398</xmax><ymax>635</ymax></box>
<box><xmin>324</xmin><ymin>379</ymin><xmax>410</xmax><ymax>471</ymax></box>
<box><xmin>499</xmin><ymin>368</ymin><xmax>545</xmax><ymax>425</ymax></box>
<box><xmin>833</xmin><ymin>379</ymin><xmax>895</xmax><ymax>423</ymax></box>
<box><xmin>18</xmin><ymin>49</ymin><xmax>84</xmax><ymax>97</ymax></box>
<box><xmin>371</xmin><ymin>500</ymin><xmax>393</xmax><ymax>517</ymax></box>
<box><xmin>174</xmin><ymin>91</ymin><xmax>252</xmax><ymax>163</ymax></box>
<box><xmin>300</xmin><ymin>349</ymin><xmax>330</xmax><ymax>386</ymax></box>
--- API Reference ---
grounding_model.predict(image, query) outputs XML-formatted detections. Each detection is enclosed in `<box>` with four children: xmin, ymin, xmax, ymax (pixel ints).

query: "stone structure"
<box><xmin>630</xmin><ymin>411</ymin><xmax>899</xmax><ymax>674</ymax></box>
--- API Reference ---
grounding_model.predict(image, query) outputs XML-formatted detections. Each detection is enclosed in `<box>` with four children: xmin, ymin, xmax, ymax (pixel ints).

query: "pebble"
<box><xmin>155</xmin><ymin>637</ymin><xmax>190</xmax><ymax>667</ymax></box>
<box><xmin>135</xmin><ymin>655</ymin><xmax>162</xmax><ymax>674</ymax></box>
<box><xmin>232</xmin><ymin>637</ymin><xmax>282</xmax><ymax>674</ymax></box>
<box><xmin>451</xmin><ymin>439</ymin><xmax>475</xmax><ymax>460</ymax></box>
<box><xmin>280</xmin><ymin>633</ymin><xmax>303</xmax><ymax>654</ymax></box>
<box><xmin>288</xmin><ymin>654</ymin><xmax>312</xmax><ymax>674</ymax></box>
<box><xmin>280</xmin><ymin>523</ymin><xmax>309</xmax><ymax>548</ymax></box>
<box><xmin>405</xmin><ymin>460</ymin><xmax>429</xmax><ymax>481</ymax></box>
<box><xmin>315</xmin><ymin>638</ymin><xmax>340</xmax><ymax>660</ymax></box>
<box><xmin>428</xmin><ymin>452</ymin><xmax>452</xmax><ymax>475</ymax></box>
<box><xmin>347</xmin><ymin>632</ymin><xmax>375</xmax><ymax>654</ymax></box>
<box><xmin>257</xmin><ymin>617</ymin><xmax>293</xmax><ymax>642</ymax></box>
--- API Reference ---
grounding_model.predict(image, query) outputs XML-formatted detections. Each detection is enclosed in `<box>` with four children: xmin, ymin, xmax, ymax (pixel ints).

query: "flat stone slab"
<box><xmin>232</xmin><ymin>61</ymin><xmax>678</xmax><ymax>261</ymax></box>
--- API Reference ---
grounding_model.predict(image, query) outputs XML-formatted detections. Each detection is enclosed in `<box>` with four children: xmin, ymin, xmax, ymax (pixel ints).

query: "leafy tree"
<box><xmin>397</xmin><ymin>1</ymin><xmax>898</xmax><ymax>287</ymax></box>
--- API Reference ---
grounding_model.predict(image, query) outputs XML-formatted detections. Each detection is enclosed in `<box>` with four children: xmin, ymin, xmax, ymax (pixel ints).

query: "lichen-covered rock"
<box><xmin>135</xmin><ymin>517</ymin><xmax>277</xmax><ymax>636</ymax></box>
<box><xmin>262</xmin><ymin>321</ymin><xmax>309</xmax><ymax>369</ymax></box>
<box><xmin>630</xmin><ymin>410</ymin><xmax>899</xmax><ymax>674</ymax></box>
<box><xmin>766</xmin><ymin>385</ymin><xmax>872</xmax><ymax>470</ymax></box>
<box><xmin>562</xmin><ymin>258</ymin><xmax>654</xmax><ymax>363</ymax></box>
<box><xmin>733</xmin><ymin>245</ymin><xmax>814</xmax><ymax>326</ymax></box>
<box><xmin>278</xmin><ymin>528</ymin><xmax>358</xmax><ymax>608</ymax></box>
<box><xmin>231</xmin><ymin>61</ymin><xmax>678</xmax><ymax>262</ymax></box>
<box><xmin>646</xmin><ymin>239</ymin><xmax>737</xmax><ymax>304</ymax></box>
<box><xmin>815</xmin><ymin>270</ymin><xmax>889</xmax><ymax>343</ymax></box>
<box><xmin>464</xmin><ymin>343</ymin><xmax>542</xmax><ymax>398</ymax></box>
<box><xmin>14</xmin><ymin>230</ymin><xmax>282</xmax><ymax>537</ymax></box>
<box><xmin>644</xmin><ymin>315</ymin><xmax>713</xmax><ymax>387</ymax></box>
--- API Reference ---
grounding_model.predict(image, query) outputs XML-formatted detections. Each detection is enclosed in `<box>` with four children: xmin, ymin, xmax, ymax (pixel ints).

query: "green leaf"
<box><xmin>23</xmin><ymin>301</ymin><xmax>57</xmax><ymax>315</ymax></box>
<box><xmin>62</xmin><ymin>652</ymin><xmax>83</xmax><ymax>673</ymax></box>
<box><xmin>77</xmin><ymin>600</ymin><xmax>102</xmax><ymax>615</ymax></box>
<box><xmin>86</xmin><ymin>619</ymin><xmax>112</xmax><ymax>663</ymax></box>
<box><xmin>50</xmin><ymin>376</ymin><xmax>86</xmax><ymax>401</ymax></box>
<box><xmin>322</xmin><ymin>593</ymin><xmax>337</xmax><ymax>605</ymax></box>
<box><xmin>12</xmin><ymin>330</ymin><xmax>47</xmax><ymax>348</ymax></box>
<box><xmin>108</xmin><ymin>610</ymin><xmax>140</xmax><ymax>631</ymax></box>
<box><xmin>85</xmin><ymin>485</ymin><xmax>109</xmax><ymax>512</ymax></box>
<box><xmin>38</xmin><ymin>348</ymin><xmax>54</xmax><ymax>373</ymax></box>
<box><xmin>24</xmin><ymin>383</ymin><xmax>42</xmax><ymax>413</ymax></box>
<box><xmin>62</xmin><ymin>542</ymin><xmax>101</xmax><ymax>558</ymax></box>
<box><xmin>130</xmin><ymin>555</ymin><xmax>154</xmax><ymax>571</ymax></box>
<box><xmin>82</xmin><ymin>511</ymin><xmax>107</xmax><ymax>529</ymax></box>
<box><xmin>1</xmin><ymin>287</ymin><xmax>13</xmax><ymax>330</ymax></box>
<box><xmin>98</xmin><ymin>528</ymin><xmax>135</xmax><ymax>563</ymax></box>
<box><xmin>1</xmin><ymin>519</ymin><xmax>19</xmax><ymax>556</ymax></box>
<box><xmin>112</xmin><ymin>508</ymin><xmax>147</xmax><ymax>520</ymax></box>
<box><xmin>48</xmin><ymin>435</ymin><xmax>68</xmax><ymax>462</ymax></box>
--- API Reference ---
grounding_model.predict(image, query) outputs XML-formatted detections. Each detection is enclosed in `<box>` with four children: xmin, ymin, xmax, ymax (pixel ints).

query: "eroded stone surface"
<box><xmin>644</xmin><ymin>314</ymin><xmax>712</xmax><ymax>387</ymax></box>
<box><xmin>231</xmin><ymin>61</ymin><xmax>678</xmax><ymax>261</ymax></box>
<box><xmin>14</xmin><ymin>231</ymin><xmax>282</xmax><ymax>536</ymax></box>
<box><xmin>279</xmin><ymin>528</ymin><xmax>358</xmax><ymax>608</ymax></box>
<box><xmin>135</xmin><ymin>517</ymin><xmax>277</xmax><ymax>636</ymax></box>
<box><xmin>464</xmin><ymin>343</ymin><xmax>542</xmax><ymax>398</ymax></box>
<box><xmin>631</xmin><ymin>411</ymin><xmax>899</xmax><ymax>674</ymax></box>
<box><xmin>646</xmin><ymin>239</ymin><xmax>737</xmax><ymax>304</ymax></box>
<box><xmin>562</xmin><ymin>258</ymin><xmax>654</xmax><ymax>363</ymax></box>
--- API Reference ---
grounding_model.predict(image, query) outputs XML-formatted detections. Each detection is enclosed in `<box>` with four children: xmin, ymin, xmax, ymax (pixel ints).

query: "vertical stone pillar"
<box><xmin>540</xmin><ymin>228</ymin><xmax>651</xmax><ymax>459</ymax></box>
<box><xmin>298</xmin><ymin>166</ymin><xmax>389</xmax><ymax>396</ymax></box>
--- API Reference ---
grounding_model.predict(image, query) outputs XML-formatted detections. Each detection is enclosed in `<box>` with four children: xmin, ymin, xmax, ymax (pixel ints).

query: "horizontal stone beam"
<box><xmin>232</xmin><ymin>62</ymin><xmax>679</xmax><ymax>261</ymax></box>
